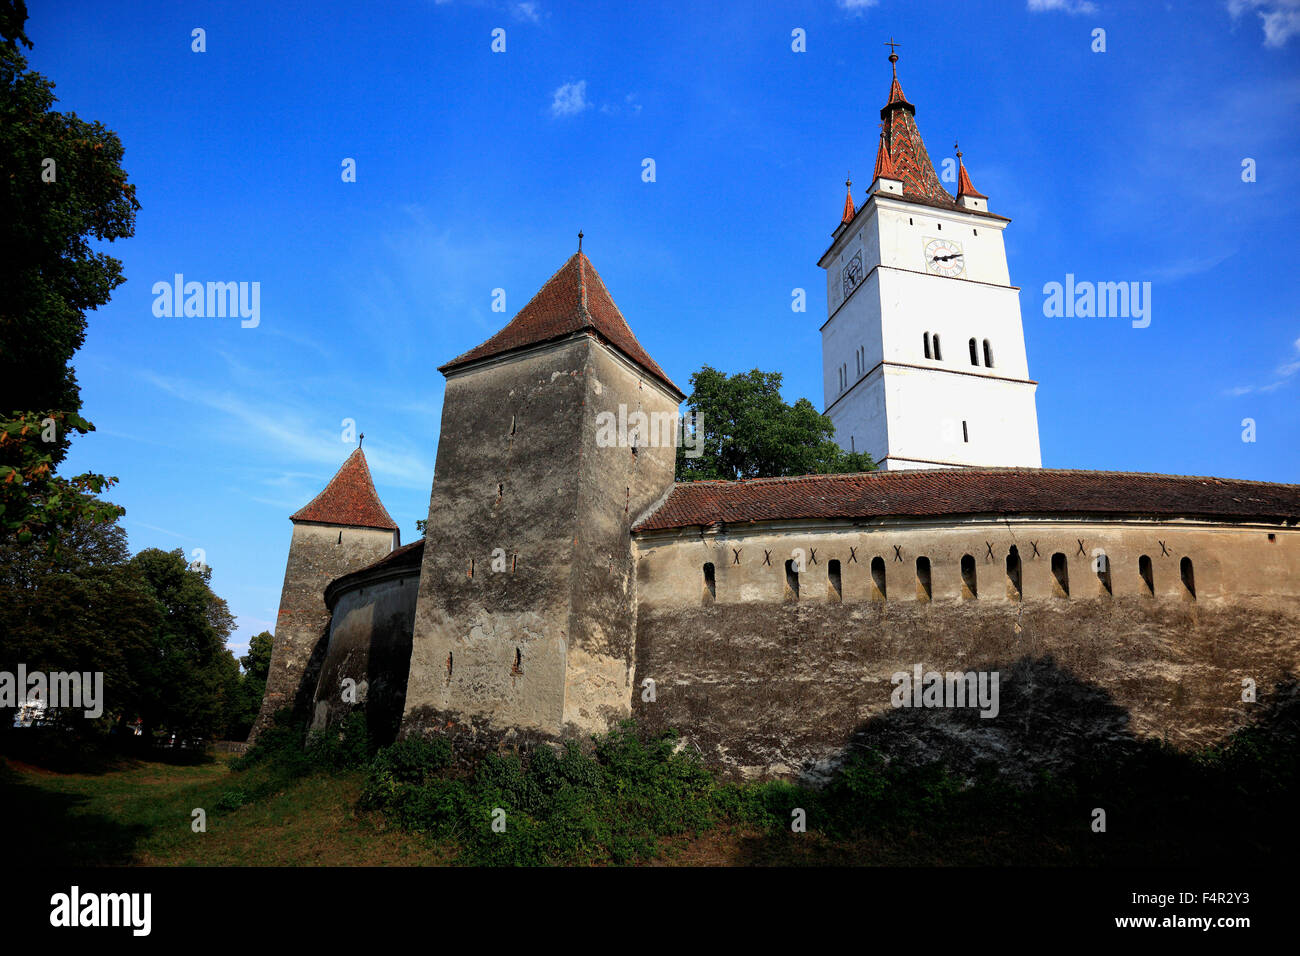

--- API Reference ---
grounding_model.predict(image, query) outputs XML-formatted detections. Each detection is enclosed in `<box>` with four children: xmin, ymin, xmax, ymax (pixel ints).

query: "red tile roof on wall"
<box><xmin>439</xmin><ymin>251</ymin><xmax>683</xmax><ymax>398</ymax></box>
<box><xmin>290</xmin><ymin>448</ymin><xmax>399</xmax><ymax>531</ymax></box>
<box><xmin>632</xmin><ymin>469</ymin><xmax>1300</xmax><ymax>532</ymax></box>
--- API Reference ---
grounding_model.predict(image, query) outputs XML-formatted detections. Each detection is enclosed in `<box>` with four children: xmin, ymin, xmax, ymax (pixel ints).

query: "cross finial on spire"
<box><xmin>954</xmin><ymin>139</ymin><xmax>962</xmax><ymax>159</ymax></box>
<box><xmin>884</xmin><ymin>36</ymin><xmax>900</xmax><ymax>74</ymax></box>
<box><xmin>577</xmin><ymin>230</ymin><xmax>583</xmax><ymax>253</ymax></box>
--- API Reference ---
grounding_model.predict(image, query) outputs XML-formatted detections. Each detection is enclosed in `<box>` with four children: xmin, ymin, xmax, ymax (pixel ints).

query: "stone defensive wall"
<box><xmin>310</xmin><ymin>539</ymin><xmax>424</xmax><ymax>744</ymax></box>
<box><xmin>630</xmin><ymin>469</ymin><xmax>1300</xmax><ymax>782</ymax></box>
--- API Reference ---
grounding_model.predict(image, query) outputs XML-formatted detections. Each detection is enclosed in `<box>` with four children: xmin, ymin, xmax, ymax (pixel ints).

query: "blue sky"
<box><xmin>25</xmin><ymin>0</ymin><xmax>1300</xmax><ymax>654</ymax></box>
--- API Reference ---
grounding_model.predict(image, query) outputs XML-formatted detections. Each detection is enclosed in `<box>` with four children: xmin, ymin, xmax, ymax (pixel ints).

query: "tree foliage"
<box><xmin>0</xmin><ymin>3</ymin><xmax>139</xmax><ymax>546</ymax></box>
<box><xmin>674</xmin><ymin>366</ymin><xmax>876</xmax><ymax>482</ymax></box>
<box><xmin>0</xmin><ymin>499</ymin><xmax>255</xmax><ymax>742</ymax></box>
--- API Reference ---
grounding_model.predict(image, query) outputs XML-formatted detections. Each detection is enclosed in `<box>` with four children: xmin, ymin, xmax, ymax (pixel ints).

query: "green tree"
<box><xmin>128</xmin><ymin>549</ymin><xmax>237</xmax><ymax>741</ymax></box>
<box><xmin>0</xmin><ymin>495</ymin><xmax>160</xmax><ymax>739</ymax></box>
<box><xmin>675</xmin><ymin>366</ymin><xmax>876</xmax><ymax>482</ymax></box>
<box><xmin>0</xmin><ymin>2</ymin><xmax>139</xmax><ymax>547</ymax></box>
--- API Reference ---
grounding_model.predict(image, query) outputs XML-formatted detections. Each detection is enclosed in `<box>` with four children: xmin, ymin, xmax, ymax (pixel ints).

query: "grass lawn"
<box><xmin>1</xmin><ymin>753</ymin><xmax>455</xmax><ymax>866</ymax></box>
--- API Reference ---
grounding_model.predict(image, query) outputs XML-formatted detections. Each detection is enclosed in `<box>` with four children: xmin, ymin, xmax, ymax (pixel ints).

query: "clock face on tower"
<box><xmin>924</xmin><ymin>237</ymin><xmax>965</xmax><ymax>277</ymax></box>
<box><xmin>841</xmin><ymin>252</ymin><xmax>864</xmax><ymax>299</ymax></box>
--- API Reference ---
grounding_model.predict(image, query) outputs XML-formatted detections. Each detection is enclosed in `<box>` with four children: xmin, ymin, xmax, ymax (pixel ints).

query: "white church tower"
<box><xmin>819</xmin><ymin>45</ymin><xmax>1042</xmax><ymax>470</ymax></box>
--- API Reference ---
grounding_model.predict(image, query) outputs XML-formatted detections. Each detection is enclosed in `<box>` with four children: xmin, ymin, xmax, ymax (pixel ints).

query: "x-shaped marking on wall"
<box><xmin>763</xmin><ymin>550</ymin><xmax>772</xmax><ymax>566</ymax></box>
<box><xmin>985</xmin><ymin>541</ymin><xmax>995</xmax><ymax>560</ymax></box>
<box><xmin>848</xmin><ymin>547</ymin><xmax>858</xmax><ymax>564</ymax></box>
<box><xmin>732</xmin><ymin>548</ymin><xmax>741</xmax><ymax>565</ymax></box>
<box><xmin>808</xmin><ymin>549</ymin><xmax>818</xmax><ymax>566</ymax></box>
<box><xmin>893</xmin><ymin>545</ymin><xmax>904</xmax><ymax>562</ymax></box>
<box><xmin>1030</xmin><ymin>541</ymin><xmax>1041</xmax><ymax>558</ymax></box>
<box><xmin>1076</xmin><ymin>539</ymin><xmax>1087</xmax><ymax>556</ymax></box>
<box><xmin>1159</xmin><ymin>540</ymin><xmax>1170</xmax><ymax>557</ymax></box>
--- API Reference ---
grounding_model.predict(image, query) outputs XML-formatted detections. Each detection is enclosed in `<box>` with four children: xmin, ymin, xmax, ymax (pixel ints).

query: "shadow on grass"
<box><xmin>0</xmin><ymin>760</ymin><xmax>153</xmax><ymax>865</ymax></box>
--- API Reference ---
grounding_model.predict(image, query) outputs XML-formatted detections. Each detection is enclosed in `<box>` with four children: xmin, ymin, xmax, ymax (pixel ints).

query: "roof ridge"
<box><xmin>671</xmin><ymin>468</ymin><xmax>1300</xmax><ymax>489</ymax></box>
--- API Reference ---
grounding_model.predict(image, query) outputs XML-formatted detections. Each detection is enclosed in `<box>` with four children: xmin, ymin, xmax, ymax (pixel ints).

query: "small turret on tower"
<box><xmin>954</xmin><ymin>142</ymin><xmax>989</xmax><ymax>212</ymax></box>
<box><xmin>249</xmin><ymin>446</ymin><xmax>400</xmax><ymax>742</ymax></box>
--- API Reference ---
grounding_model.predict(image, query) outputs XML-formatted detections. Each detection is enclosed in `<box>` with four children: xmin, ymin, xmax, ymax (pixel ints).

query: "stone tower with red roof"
<box><xmin>400</xmin><ymin>246</ymin><xmax>684</xmax><ymax>746</ymax></box>
<box><xmin>250</xmin><ymin>447</ymin><xmax>400</xmax><ymax>741</ymax></box>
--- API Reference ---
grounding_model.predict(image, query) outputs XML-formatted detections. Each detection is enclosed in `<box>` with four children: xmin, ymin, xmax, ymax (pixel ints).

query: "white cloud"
<box><xmin>1227</xmin><ymin>334</ymin><xmax>1300</xmax><ymax>395</ymax></box>
<box><xmin>1228</xmin><ymin>0</ymin><xmax>1300</xmax><ymax>46</ymax></box>
<box><xmin>550</xmin><ymin>80</ymin><xmax>589</xmax><ymax>117</ymax></box>
<box><xmin>1027</xmin><ymin>0</ymin><xmax>1100</xmax><ymax>13</ymax></box>
<box><xmin>513</xmin><ymin>1</ymin><xmax>540</xmax><ymax>22</ymax></box>
<box><xmin>837</xmin><ymin>0</ymin><xmax>879</xmax><ymax>10</ymax></box>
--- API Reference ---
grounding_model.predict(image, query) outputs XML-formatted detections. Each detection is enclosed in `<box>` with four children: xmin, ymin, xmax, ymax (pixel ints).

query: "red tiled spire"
<box><xmin>290</xmin><ymin>447</ymin><xmax>398</xmax><ymax>531</ymax></box>
<box><xmin>841</xmin><ymin>173</ymin><xmax>855</xmax><ymax>224</ymax></box>
<box><xmin>878</xmin><ymin>48</ymin><xmax>957</xmax><ymax>207</ymax></box>
<box><xmin>955</xmin><ymin>145</ymin><xmax>987</xmax><ymax>199</ymax></box>
<box><xmin>439</xmin><ymin>248</ymin><xmax>683</xmax><ymax>398</ymax></box>
<box><xmin>872</xmin><ymin>130</ymin><xmax>899</xmax><ymax>182</ymax></box>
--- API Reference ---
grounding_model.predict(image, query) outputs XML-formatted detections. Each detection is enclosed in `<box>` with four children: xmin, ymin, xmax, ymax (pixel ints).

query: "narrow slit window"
<box><xmin>784</xmin><ymin>559</ymin><xmax>800</xmax><ymax>601</ymax></box>
<box><xmin>983</xmin><ymin>339</ymin><xmax>994</xmax><ymax>368</ymax></box>
<box><xmin>1006</xmin><ymin>545</ymin><xmax>1022</xmax><ymax>601</ymax></box>
<box><xmin>916</xmin><ymin>556</ymin><xmax>932</xmax><ymax>603</ymax></box>
<box><xmin>1051</xmin><ymin>553</ymin><xmax>1069</xmax><ymax>598</ymax></box>
<box><xmin>512</xmin><ymin>648</ymin><xmax>522</xmax><ymax>675</ymax></box>
<box><xmin>932</xmin><ymin>335</ymin><xmax>942</xmax><ymax>360</ymax></box>
<box><xmin>703</xmin><ymin>562</ymin><xmax>716</xmax><ymax>603</ymax></box>
<box><xmin>962</xmin><ymin>421</ymin><xmax>969</xmax><ymax>443</ymax></box>
<box><xmin>1180</xmin><ymin>557</ymin><xmax>1195</xmax><ymax>599</ymax></box>
<box><xmin>960</xmin><ymin>553</ymin><xmax>977</xmax><ymax>599</ymax></box>
<box><xmin>969</xmin><ymin>337</ymin><xmax>979</xmax><ymax>365</ymax></box>
<box><xmin>827</xmin><ymin>559</ymin><xmax>843</xmax><ymax>602</ymax></box>
<box><xmin>924</xmin><ymin>332</ymin><xmax>932</xmax><ymax>359</ymax></box>
<box><xmin>1138</xmin><ymin>554</ymin><xmax>1154</xmax><ymax>595</ymax></box>
<box><xmin>1095</xmin><ymin>551</ymin><xmax>1112</xmax><ymax>596</ymax></box>
<box><xmin>468</xmin><ymin>557</ymin><xmax>475</xmax><ymax>579</ymax></box>
<box><xmin>871</xmin><ymin>555</ymin><xmax>887</xmax><ymax>601</ymax></box>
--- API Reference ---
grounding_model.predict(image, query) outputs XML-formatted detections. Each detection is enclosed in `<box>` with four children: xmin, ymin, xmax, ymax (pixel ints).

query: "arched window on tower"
<box><xmin>983</xmin><ymin>339</ymin><xmax>994</xmax><ymax>368</ymax></box>
<box><xmin>969</xmin><ymin>337</ymin><xmax>979</xmax><ymax>365</ymax></box>
<box><xmin>923</xmin><ymin>333</ymin><xmax>932</xmax><ymax>359</ymax></box>
<box><xmin>932</xmin><ymin>335</ymin><xmax>942</xmax><ymax>361</ymax></box>
<box><xmin>916</xmin><ymin>556</ymin><xmax>932</xmax><ymax>603</ymax></box>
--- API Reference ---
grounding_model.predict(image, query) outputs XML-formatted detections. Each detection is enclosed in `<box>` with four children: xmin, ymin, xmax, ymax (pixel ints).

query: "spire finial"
<box><xmin>359</xmin><ymin>432</ymin><xmax>365</xmax><ymax>449</ymax></box>
<box><xmin>577</xmin><ymin>230</ymin><xmax>583</xmax><ymax>253</ymax></box>
<box><xmin>884</xmin><ymin>36</ymin><xmax>900</xmax><ymax>74</ymax></box>
<box><xmin>846</xmin><ymin>170</ymin><xmax>852</xmax><ymax>189</ymax></box>
<box><xmin>954</xmin><ymin>139</ymin><xmax>962</xmax><ymax>160</ymax></box>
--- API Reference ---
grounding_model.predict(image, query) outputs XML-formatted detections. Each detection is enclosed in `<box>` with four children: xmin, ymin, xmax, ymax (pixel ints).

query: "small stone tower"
<box><xmin>250</xmin><ymin>447</ymin><xmax>399</xmax><ymax>742</ymax></box>
<box><xmin>401</xmin><ymin>245</ymin><xmax>683</xmax><ymax>747</ymax></box>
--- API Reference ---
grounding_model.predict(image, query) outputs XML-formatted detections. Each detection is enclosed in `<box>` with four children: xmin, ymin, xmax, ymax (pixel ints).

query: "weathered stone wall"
<box><xmin>310</xmin><ymin>567</ymin><xmax>419</xmax><ymax>744</ymax></box>
<box><xmin>250</xmin><ymin>521</ymin><xmax>397</xmax><ymax>742</ymax></box>
<box><xmin>632</xmin><ymin>518</ymin><xmax>1300</xmax><ymax>781</ymax></box>
<box><xmin>401</xmin><ymin>334</ymin><xmax>678</xmax><ymax>747</ymax></box>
